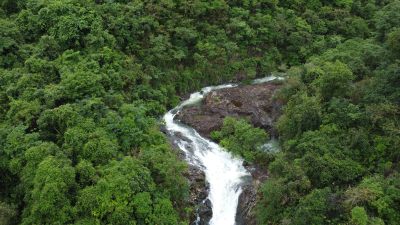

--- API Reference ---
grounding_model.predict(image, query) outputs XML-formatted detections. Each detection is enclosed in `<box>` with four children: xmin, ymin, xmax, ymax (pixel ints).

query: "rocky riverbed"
<box><xmin>173</xmin><ymin>80</ymin><xmax>283</xmax><ymax>224</ymax></box>
<box><xmin>176</xmin><ymin>81</ymin><xmax>283</xmax><ymax>138</ymax></box>
<box><xmin>162</xmin><ymin>129</ymin><xmax>213</xmax><ymax>225</ymax></box>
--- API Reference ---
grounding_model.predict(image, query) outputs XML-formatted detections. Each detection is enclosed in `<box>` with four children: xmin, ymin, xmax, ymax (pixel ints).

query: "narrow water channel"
<box><xmin>163</xmin><ymin>76</ymin><xmax>279</xmax><ymax>225</ymax></box>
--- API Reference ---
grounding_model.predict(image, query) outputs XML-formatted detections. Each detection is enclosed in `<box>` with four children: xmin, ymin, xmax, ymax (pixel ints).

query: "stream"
<box><xmin>163</xmin><ymin>76</ymin><xmax>279</xmax><ymax>225</ymax></box>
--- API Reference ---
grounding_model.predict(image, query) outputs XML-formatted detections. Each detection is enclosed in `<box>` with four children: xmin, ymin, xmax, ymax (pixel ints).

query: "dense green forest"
<box><xmin>0</xmin><ymin>0</ymin><xmax>399</xmax><ymax>224</ymax></box>
<box><xmin>211</xmin><ymin>117</ymin><xmax>271</xmax><ymax>165</ymax></box>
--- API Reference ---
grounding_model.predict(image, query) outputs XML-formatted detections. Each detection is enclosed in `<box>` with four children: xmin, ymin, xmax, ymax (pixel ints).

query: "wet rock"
<box><xmin>174</xmin><ymin>131</ymin><xmax>193</xmax><ymax>144</ymax></box>
<box><xmin>236</xmin><ymin>164</ymin><xmax>269</xmax><ymax>225</ymax></box>
<box><xmin>165</xmin><ymin>81</ymin><xmax>282</xmax><ymax>224</ymax></box>
<box><xmin>159</xmin><ymin>124</ymin><xmax>168</xmax><ymax>134</ymax></box>
<box><xmin>197</xmin><ymin>199</ymin><xmax>213</xmax><ymax>225</ymax></box>
<box><xmin>236</xmin><ymin>183</ymin><xmax>257</xmax><ymax>225</ymax></box>
<box><xmin>163</xmin><ymin>129</ymin><xmax>210</xmax><ymax>224</ymax></box>
<box><xmin>188</xmin><ymin>166</ymin><xmax>208</xmax><ymax>205</ymax></box>
<box><xmin>184</xmin><ymin>165</ymin><xmax>210</xmax><ymax>224</ymax></box>
<box><xmin>176</xmin><ymin>82</ymin><xmax>283</xmax><ymax>138</ymax></box>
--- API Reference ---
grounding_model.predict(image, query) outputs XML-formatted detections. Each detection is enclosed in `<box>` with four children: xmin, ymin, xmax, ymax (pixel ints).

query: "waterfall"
<box><xmin>163</xmin><ymin>76</ymin><xmax>279</xmax><ymax>224</ymax></box>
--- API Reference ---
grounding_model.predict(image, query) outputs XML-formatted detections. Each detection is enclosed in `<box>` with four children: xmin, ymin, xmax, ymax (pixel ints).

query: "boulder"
<box><xmin>196</xmin><ymin>199</ymin><xmax>213</xmax><ymax>225</ymax></box>
<box><xmin>176</xmin><ymin>82</ymin><xmax>283</xmax><ymax>138</ymax></box>
<box><xmin>187</xmin><ymin>166</ymin><xmax>212</xmax><ymax>225</ymax></box>
<box><xmin>236</xmin><ymin>183</ymin><xmax>257</xmax><ymax>225</ymax></box>
<box><xmin>236</xmin><ymin>163</ymin><xmax>269</xmax><ymax>225</ymax></box>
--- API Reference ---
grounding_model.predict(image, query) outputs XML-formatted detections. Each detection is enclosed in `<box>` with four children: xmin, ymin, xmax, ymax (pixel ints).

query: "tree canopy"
<box><xmin>1</xmin><ymin>0</ymin><xmax>399</xmax><ymax>224</ymax></box>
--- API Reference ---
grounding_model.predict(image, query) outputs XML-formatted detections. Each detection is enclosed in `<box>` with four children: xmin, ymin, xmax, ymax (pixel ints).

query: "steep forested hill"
<box><xmin>0</xmin><ymin>0</ymin><xmax>399</xmax><ymax>224</ymax></box>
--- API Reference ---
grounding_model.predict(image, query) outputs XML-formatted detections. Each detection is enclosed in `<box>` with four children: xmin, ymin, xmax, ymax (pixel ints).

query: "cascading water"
<box><xmin>163</xmin><ymin>76</ymin><xmax>280</xmax><ymax>225</ymax></box>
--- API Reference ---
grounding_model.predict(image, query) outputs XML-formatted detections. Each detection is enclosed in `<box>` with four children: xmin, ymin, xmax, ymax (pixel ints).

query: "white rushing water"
<box><xmin>252</xmin><ymin>75</ymin><xmax>283</xmax><ymax>84</ymax></box>
<box><xmin>163</xmin><ymin>76</ymin><xmax>280</xmax><ymax>225</ymax></box>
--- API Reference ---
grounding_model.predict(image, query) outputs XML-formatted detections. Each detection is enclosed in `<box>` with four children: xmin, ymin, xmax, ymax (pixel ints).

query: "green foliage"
<box><xmin>0</xmin><ymin>1</ymin><xmax>194</xmax><ymax>222</ymax></box>
<box><xmin>277</xmin><ymin>92</ymin><xmax>322</xmax><ymax>140</ymax></box>
<box><xmin>312</xmin><ymin>61</ymin><xmax>355</xmax><ymax>101</ymax></box>
<box><xmin>75</xmin><ymin>160</ymin><xmax>96</xmax><ymax>187</ymax></box>
<box><xmin>351</xmin><ymin>206</ymin><xmax>368</xmax><ymax>225</ymax></box>
<box><xmin>1</xmin><ymin>0</ymin><xmax>399</xmax><ymax>224</ymax></box>
<box><xmin>76</xmin><ymin>157</ymin><xmax>155</xmax><ymax>224</ymax></box>
<box><xmin>310</xmin><ymin>39</ymin><xmax>384</xmax><ymax>79</ymax></box>
<box><xmin>257</xmin><ymin>1</ymin><xmax>400</xmax><ymax>224</ymax></box>
<box><xmin>0</xmin><ymin>201</ymin><xmax>16</xmax><ymax>225</ymax></box>
<box><xmin>257</xmin><ymin>153</ymin><xmax>311</xmax><ymax>224</ymax></box>
<box><xmin>6</xmin><ymin>99</ymin><xmax>41</xmax><ymax>128</ymax></box>
<box><xmin>0</xmin><ymin>18</ymin><xmax>22</xmax><ymax>68</ymax></box>
<box><xmin>301</xmin><ymin>151</ymin><xmax>365</xmax><ymax>187</ymax></box>
<box><xmin>386</xmin><ymin>28</ymin><xmax>400</xmax><ymax>58</ymax></box>
<box><xmin>374</xmin><ymin>1</ymin><xmax>400</xmax><ymax>40</ymax></box>
<box><xmin>211</xmin><ymin>117</ymin><xmax>268</xmax><ymax>163</ymax></box>
<box><xmin>293</xmin><ymin>188</ymin><xmax>333</xmax><ymax>225</ymax></box>
<box><xmin>81</xmin><ymin>129</ymin><xmax>118</xmax><ymax>165</ymax></box>
<box><xmin>138</xmin><ymin>144</ymin><xmax>189</xmax><ymax>206</ymax></box>
<box><xmin>22</xmin><ymin>156</ymin><xmax>75</xmax><ymax>225</ymax></box>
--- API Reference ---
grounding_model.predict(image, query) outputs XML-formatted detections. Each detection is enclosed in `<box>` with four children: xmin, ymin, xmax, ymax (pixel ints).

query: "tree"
<box><xmin>81</xmin><ymin>129</ymin><xmax>118</xmax><ymax>165</ymax></box>
<box><xmin>0</xmin><ymin>18</ymin><xmax>21</xmax><ymax>68</ymax></box>
<box><xmin>21</xmin><ymin>142</ymin><xmax>60</xmax><ymax>195</ymax></box>
<box><xmin>75</xmin><ymin>157</ymin><xmax>182</xmax><ymax>225</ymax></box>
<box><xmin>324</xmin><ymin>98</ymin><xmax>363</xmax><ymax>129</ymax></box>
<box><xmin>312</xmin><ymin>60</ymin><xmax>354</xmax><ymax>101</ymax></box>
<box><xmin>59</xmin><ymin>70</ymin><xmax>105</xmax><ymax>100</ymax></box>
<box><xmin>374</xmin><ymin>1</ymin><xmax>400</xmax><ymax>40</ymax></box>
<box><xmin>37</xmin><ymin>104</ymin><xmax>80</xmax><ymax>142</ymax></box>
<box><xmin>211</xmin><ymin>117</ymin><xmax>268</xmax><ymax>162</ymax></box>
<box><xmin>311</xmin><ymin>39</ymin><xmax>384</xmax><ymax>79</ymax></box>
<box><xmin>1</xmin><ymin>0</ymin><xmax>400</xmax><ymax>224</ymax></box>
<box><xmin>75</xmin><ymin>160</ymin><xmax>96</xmax><ymax>187</ymax></box>
<box><xmin>22</xmin><ymin>156</ymin><xmax>75</xmax><ymax>225</ymax></box>
<box><xmin>351</xmin><ymin>206</ymin><xmax>368</xmax><ymax>225</ymax></box>
<box><xmin>139</xmin><ymin>144</ymin><xmax>189</xmax><ymax>206</ymax></box>
<box><xmin>277</xmin><ymin>92</ymin><xmax>322</xmax><ymax>140</ymax></box>
<box><xmin>301</xmin><ymin>152</ymin><xmax>365</xmax><ymax>187</ymax></box>
<box><xmin>257</xmin><ymin>153</ymin><xmax>311</xmax><ymax>224</ymax></box>
<box><xmin>0</xmin><ymin>201</ymin><xmax>16</xmax><ymax>225</ymax></box>
<box><xmin>293</xmin><ymin>188</ymin><xmax>333</xmax><ymax>225</ymax></box>
<box><xmin>3</xmin><ymin>125</ymin><xmax>40</xmax><ymax>175</ymax></box>
<box><xmin>6</xmin><ymin>99</ymin><xmax>41</xmax><ymax>129</ymax></box>
<box><xmin>386</xmin><ymin>28</ymin><xmax>400</xmax><ymax>58</ymax></box>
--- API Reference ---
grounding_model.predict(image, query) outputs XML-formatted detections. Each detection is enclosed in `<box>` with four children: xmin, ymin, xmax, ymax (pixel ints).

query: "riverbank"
<box><xmin>166</xmin><ymin>77</ymin><xmax>283</xmax><ymax>224</ymax></box>
<box><xmin>176</xmin><ymin>80</ymin><xmax>283</xmax><ymax>138</ymax></box>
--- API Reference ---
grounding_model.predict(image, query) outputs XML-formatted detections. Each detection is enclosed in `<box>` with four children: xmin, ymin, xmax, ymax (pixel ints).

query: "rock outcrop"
<box><xmin>175</xmin><ymin>81</ymin><xmax>282</xmax><ymax>224</ymax></box>
<box><xmin>236</xmin><ymin>164</ymin><xmax>269</xmax><ymax>225</ymax></box>
<box><xmin>236</xmin><ymin>182</ymin><xmax>257</xmax><ymax>225</ymax></box>
<box><xmin>187</xmin><ymin>166</ymin><xmax>212</xmax><ymax>225</ymax></box>
<box><xmin>161</xmin><ymin>128</ymin><xmax>211</xmax><ymax>225</ymax></box>
<box><xmin>176</xmin><ymin>81</ymin><xmax>283</xmax><ymax>138</ymax></box>
<box><xmin>196</xmin><ymin>198</ymin><xmax>213</xmax><ymax>225</ymax></box>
